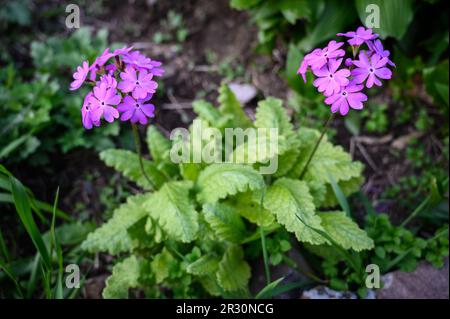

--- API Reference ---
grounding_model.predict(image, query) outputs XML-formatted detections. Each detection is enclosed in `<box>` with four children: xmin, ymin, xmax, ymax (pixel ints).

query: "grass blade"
<box><xmin>255</xmin><ymin>277</ymin><xmax>285</xmax><ymax>299</ymax></box>
<box><xmin>327</xmin><ymin>171</ymin><xmax>351</xmax><ymax>217</ymax></box>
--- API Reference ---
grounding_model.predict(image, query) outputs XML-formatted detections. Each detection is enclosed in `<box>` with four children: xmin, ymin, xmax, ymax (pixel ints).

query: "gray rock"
<box><xmin>301</xmin><ymin>286</ymin><xmax>358</xmax><ymax>299</ymax></box>
<box><xmin>229</xmin><ymin>83</ymin><xmax>257</xmax><ymax>105</ymax></box>
<box><xmin>377</xmin><ymin>258</ymin><xmax>449</xmax><ymax>299</ymax></box>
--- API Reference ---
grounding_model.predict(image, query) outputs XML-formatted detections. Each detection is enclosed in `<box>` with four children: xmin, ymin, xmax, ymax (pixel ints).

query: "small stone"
<box><xmin>377</xmin><ymin>258</ymin><xmax>449</xmax><ymax>299</ymax></box>
<box><xmin>229</xmin><ymin>82</ymin><xmax>257</xmax><ymax>105</ymax></box>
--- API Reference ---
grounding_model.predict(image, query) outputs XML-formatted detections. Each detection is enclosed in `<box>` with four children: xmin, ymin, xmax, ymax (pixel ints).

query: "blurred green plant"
<box><xmin>0</xmin><ymin>164</ymin><xmax>94</xmax><ymax>298</ymax></box>
<box><xmin>0</xmin><ymin>28</ymin><xmax>122</xmax><ymax>165</ymax></box>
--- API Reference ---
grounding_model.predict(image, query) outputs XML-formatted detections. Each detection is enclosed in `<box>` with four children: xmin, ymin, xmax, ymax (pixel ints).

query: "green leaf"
<box><xmin>8</xmin><ymin>175</ymin><xmax>51</xmax><ymax>269</ymax></box>
<box><xmin>254</xmin><ymin>97</ymin><xmax>294</xmax><ymax>138</ymax></box>
<box><xmin>146</xmin><ymin>126</ymin><xmax>172</xmax><ymax>163</ymax></box>
<box><xmin>318</xmin><ymin>211</ymin><xmax>374</xmax><ymax>251</ymax></box>
<box><xmin>186</xmin><ymin>255</ymin><xmax>220</xmax><ymax>276</ymax></box>
<box><xmin>145</xmin><ymin>181</ymin><xmax>199</xmax><ymax>243</ymax></box>
<box><xmin>299</xmin><ymin>0</ymin><xmax>356</xmax><ymax>51</ymax></box>
<box><xmin>103</xmin><ymin>256</ymin><xmax>143</xmax><ymax>299</ymax></box>
<box><xmin>192</xmin><ymin>100</ymin><xmax>222</xmax><ymax>125</ymax></box>
<box><xmin>217</xmin><ymin>246</ymin><xmax>251</xmax><ymax>292</ymax></box>
<box><xmin>150</xmin><ymin>248</ymin><xmax>175</xmax><ymax>284</ymax></box>
<box><xmin>81</xmin><ymin>193</ymin><xmax>152</xmax><ymax>254</ymax></box>
<box><xmin>355</xmin><ymin>0</ymin><xmax>414</xmax><ymax>39</ymax></box>
<box><xmin>255</xmin><ymin>277</ymin><xmax>285</xmax><ymax>299</ymax></box>
<box><xmin>218</xmin><ymin>83</ymin><xmax>252</xmax><ymax>128</ymax></box>
<box><xmin>203</xmin><ymin>203</ymin><xmax>248</xmax><ymax>243</ymax></box>
<box><xmin>290</xmin><ymin>128</ymin><xmax>364</xmax><ymax>185</ymax></box>
<box><xmin>100</xmin><ymin>149</ymin><xmax>166</xmax><ymax>189</ymax></box>
<box><xmin>230</xmin><ymin>0</ymin><xmax>261</xmax><ymax>10</ymax></box>
<box><xmin>423</xmin><ymin>60</ymin><xmax>449</xmax><ymax>107</ymax></box>
<box><xmin>264</xmin><ymin>178</ymin><xmax>325</xmax><ymax>244</ymax></box>
<box><xmin>197</xmin><ymin>164</ymin><xmax>265</xmax><ymax>204</ymax></box>
<box><xmin>230</xmin><ymin>191</ymin><xmax>275</xmax><ymax>227</ymax></box>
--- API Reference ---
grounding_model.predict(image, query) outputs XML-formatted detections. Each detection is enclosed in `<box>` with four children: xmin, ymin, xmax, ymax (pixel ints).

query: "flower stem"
<box><xmin>299</xmin><ymin>113</ymin><xmax>335</xmax><ymax>180</ymax></box>
<box><xmin>131</xmin><ymin>123</ymin><xmax>155</xmax><ymax>189</ymax></box>
<box><xmin>282</xmin><ymin>255</ymin><xmax>327</xmax><ymax>284</ymax></box>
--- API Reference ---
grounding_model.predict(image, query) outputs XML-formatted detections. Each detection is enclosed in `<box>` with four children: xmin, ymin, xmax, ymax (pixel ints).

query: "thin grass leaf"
<box><xmin>327</xmin><ymin>171</ymin><xmax>351</xmax><ymax>217</ymax></box>
<box><xmin>26</xmin><ymin>254</ymin><xmax>41</xmax><ymax>298</ymax></box>
<box><xmin>0</xmin><ymin>259</ymin><xmax>24</xmax><ymax>298</ymax></box>
<box><xmin>50</xmin><ymin>187</ymin><xmax>64</xmax><ymax>299</ymax></box>
<box><xmin>255</xmin><ymin>277</ymin><xmax>284</xmax><ymax>299</ymax></box>
<box><xmin>0</xmin><ymin>228</ymin><xmax>11</xmax><ymax>263</ymax></box>
<box><xmin>295</xmin><ymin>213</ymin><xmax>362</xmax><ymax>276</ymax></box>
<box><xmin>260</xmin><ymin>280</ymin><xmax>311</xmax><ymax>298</ymax></box>
<box><xmin>9</xmin><ymin>176</ymin><xmax>51</xmax><ymax>270</ymax></box>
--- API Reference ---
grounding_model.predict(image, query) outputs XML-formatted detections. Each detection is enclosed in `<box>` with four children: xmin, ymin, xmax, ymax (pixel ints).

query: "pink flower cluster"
<box><xmin>298</xmin><ymin>26</ymin><xmax>394</xmax><ymax>116</ymax></box>
<box><xmin>70</xmin><ymin>47</ymin><xmax>164</xmax><ymax>129</ymax></box>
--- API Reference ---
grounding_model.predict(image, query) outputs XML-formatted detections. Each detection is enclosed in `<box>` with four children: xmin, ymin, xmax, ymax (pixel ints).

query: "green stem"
<box><xmin>282</xmin><ymin>255</ymin><xmax>327</xmax><ymax>284</ymax></box>
<box><xmin>400</xmin><ymin>196</ymin><xmax>431</xmax><ymax>228</ymax></box>
<box><xmin>131</xmin><ymin>124</ymin><xmax>155</xmax><ymax>189</ymax></box>
<box><xmin>299</xmin><ymin>113</ymin><xmax>335</xmax><ymax>180</ymax></box>
<box><xmin>260</xmin><ymin>227</ymin><xmax>271</xmax><ymax>286</ymax></box>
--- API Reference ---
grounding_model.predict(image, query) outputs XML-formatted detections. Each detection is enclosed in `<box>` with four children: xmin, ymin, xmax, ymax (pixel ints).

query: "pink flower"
<box><xmin>117</xmin><ymin>95</ymin><xmax>155</xmax><ymax>125</ymax></box>
<box><xmin>308</xmin><ymin>41</ymin><xmax>345</xmax><ymax>70</ymax></box>
<box><xmin>90</xmin><ymin>83</ymin><xmax>121</xmax><ymax>123</ymax></box>
<box><xmin>325</xmin><ymin>84</ymin><xmax>368</xmax><ymax>116</ymax></box>
<box><xmin>70</xmin><ymin>61</ymin><xmax>89</xmax><ymax>91</ymax></box>
<box><xmin>99</xmin><ymin>74</ymin><xmax>117</xmax><ymax>90</ymax></box>
<box><xmin>122</xmin><ymin>51</ymin><xmax>154</xmax><ymax>70</ymax></box>
<box><xmin>312</xmin><ymin>58</ymin><xmax>350</xmax><ymax>96</ymax></box>
<box><xmin>337</xmin><ymin>27</ymin><xmax>378</xmax><ymax>46</ymax></box>
<box><xmin>81</xmin><ymin>92</ymin><xmax>100</xmax><ymax>129</ymax></box>
<box><xmin>118</xmin><ymin>66</ymin><xmax>158</xmax><ymax>99</ymax></box>
<box><xmin>367</xmin><ymin>40</ymin><xmax>395</xmax><ymax>67</ymax></box>
<box><xmin>351</xmin><ymin>51</ymin><xmax>392</xmax><ymax>88</ymax></box>
<box><xmin>113</xmin><ymin>46</ymin><xmax>133</xmax><ymax>56</ymax></box>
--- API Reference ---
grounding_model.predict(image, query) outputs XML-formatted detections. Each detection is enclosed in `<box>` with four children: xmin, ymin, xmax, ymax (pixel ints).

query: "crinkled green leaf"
<box><xmin>150</xmin><ymin>248</ymin><xmax>175</xmax><ymax>284</ymax></box>
<box><xmin>230</xmin><ymin>191</ymin><xmax>275</xmax><ymax>227</ymax></box>
<box><xmin>218</xmin><ymin>83</ymin><xmax>252</xmax><ymax>128</ymax></box>
<box><xmin>217</xmin><ymin>246</ymin><xmax>251</xmax><ymax>292</ymax></box>
<box><xmin>103</xmin><ymin>256</ymin><xmax>143</xmax><ymax>299</ymax></box>
<box><xmin>318</xmin><ymin>211</ymin><xmax>374</xmax><ymax>251</ymax></box>
<box><xmin>186</xmin><ymin>255</ymin><xmax>220</xmax><ymax>276</ymax></box>
<box><xmin>254</xmin><ymin>97</ymin><xmax>294</xmax><ymax>138</ymax></box>
<box><xmin>100</xmin><ymin>149</ymin><xmax>166</xmax><ymax>189</ymax></box>
<box><xmin>197</xmin><ymin>164</ymin><xmax>264</xmax><ymax>204</ymax></box>
<box><xmin>144</xmin><ymin>180</ymin><xmax>199</xmax><ymax>243</ymax></box>
<box><xmin>264</xmin><ymin>178</ymin><xmax>325</xmax><ymax>244</ymax></box>
<box><xmin>81</xmin><ymin>193</ymin><xmax>152</xmax><ymax>254</ymax></box>
<box><xmin>146</xmin><ymin>126</ymin><xmax>172</xmax><ymax>163</ymax></box>
<box><xmin>203</xmin><ymin>203</ymin><xmax>248</xmax><ymax>243</ymax></box>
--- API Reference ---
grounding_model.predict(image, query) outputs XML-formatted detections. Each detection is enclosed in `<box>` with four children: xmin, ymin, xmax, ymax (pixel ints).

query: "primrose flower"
<box><xmin>100</xmin><ymin>74</ymin><xmax>118</xmax><ymax>90</ymax></box>
<box><xmin>337</xmin><ymin>26</ymin><xmax>378</xmax><ymax>46</ymax></box>
<box><xmin>118</xmin><ymin>66</ymin><xmax>158</xmax><ymax>99</ymax></box>
<box><xmin>313</xmin><ymin>58</ymin><xmax>350</xmax><ymax>96</ymax></box>
<box><xmin>90</xmin><ymin>83</ymin><xmax>121</xmax><ymax>123</ymax></box>
<box><xmin>117</xmin><ymin>95</ymin><xmax>155</xmax><ymax>125</ymax></box>
<box><xmin>351</xmin><ymin>51</ymin><xmax>392</xmax><ymax>88</ymax></box>
<box><xmin>70</xmin><ymin>61</ymin><xmax>89</xmax><ymax>91</ymax></box>
<box><xmin>309</xmin><ymin>41</ymin><xmax>345</xmax><ymax>71</ymax></box>
<box><xmin>325</xmin><ymin>84</ymin><xmax>368</xmax><ymax>116</ymax></box>
<box><xmin>297</xmin><ymin>26</ymin><xmax>393</xmax><ymax>116</ymax></box>
<box><xmin>367</xmin><ymin>39</ymin><xmax>396</xmax><ymax>67</ymax></box>
<box><xmin>81</xmin><ymin>93</ymin><xmax>100</xmax><ymax>129</ymax></box>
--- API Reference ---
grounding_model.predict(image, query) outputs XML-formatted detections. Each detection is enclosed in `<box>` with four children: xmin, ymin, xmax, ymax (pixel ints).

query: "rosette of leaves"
<box><xmin>81</xmin><ymin>83</ymin><xmax>373</xmax><ymax>298</ymax></box>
